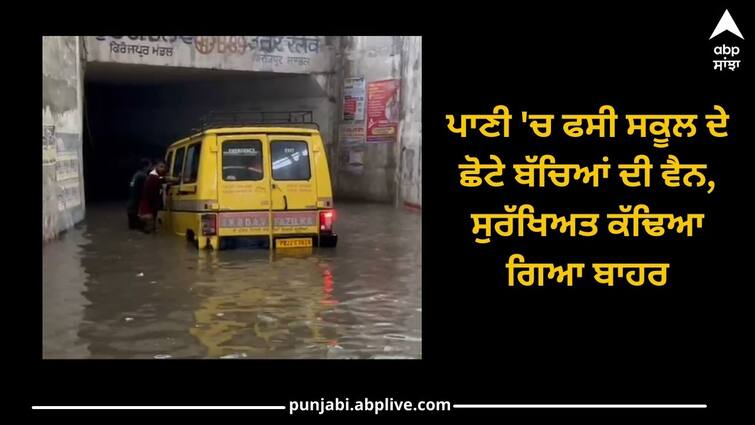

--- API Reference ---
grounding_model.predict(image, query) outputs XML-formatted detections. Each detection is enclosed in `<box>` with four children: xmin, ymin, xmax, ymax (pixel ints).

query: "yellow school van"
<box><xmin>157</xmin><ymin>112</ymin><xmax>337</xmax><ymax>250</ymax></box>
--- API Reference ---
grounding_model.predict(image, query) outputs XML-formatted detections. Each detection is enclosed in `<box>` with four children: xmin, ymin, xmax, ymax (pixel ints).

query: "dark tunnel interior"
<box><xmin>82</xmin><ymin>63</ymin><xmax>329</xmax><ymax>203</ymax></box>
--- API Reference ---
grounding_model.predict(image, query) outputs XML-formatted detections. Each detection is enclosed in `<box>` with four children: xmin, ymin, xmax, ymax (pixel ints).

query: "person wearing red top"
<box><xmin>138</xmin><ymin>160</ymin><xmax>168</xmax><ymax>233</ymax></box>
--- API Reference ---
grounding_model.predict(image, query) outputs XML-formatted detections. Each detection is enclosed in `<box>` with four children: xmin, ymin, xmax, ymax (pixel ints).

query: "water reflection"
<box><xmin>43</xmin><ymin>202</ymin><xmax>421</xmax><ymax>359</ymax></box>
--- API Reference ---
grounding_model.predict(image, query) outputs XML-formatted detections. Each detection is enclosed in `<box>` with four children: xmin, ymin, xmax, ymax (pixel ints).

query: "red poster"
<box><xmin>366</xmin><ymin>79</ymin><xmax>400</xmax><ymax>143</ymax></box>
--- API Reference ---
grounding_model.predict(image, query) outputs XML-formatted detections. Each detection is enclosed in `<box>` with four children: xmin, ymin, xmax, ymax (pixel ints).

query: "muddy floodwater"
<box><xmin>43</xmin><ymin>202</ymin><xmax>421</xmax><ymax>359</ymax></box>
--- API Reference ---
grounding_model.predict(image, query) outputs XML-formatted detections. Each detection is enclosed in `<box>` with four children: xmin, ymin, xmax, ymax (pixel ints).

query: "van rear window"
<box><xmin>173</xmin><ymin>147</ymin><xmax>185</xmax><ymax>178</ymax></box>
<box><xmin>271</xmin><ymin>141</ymin><xmax>311</xmax><ymax>181</ymax></box>
<box><xmin>165</xmin><ymin>150</ymin><xmax>174</xmax><ymax>175</ymax></box>
<box><xmin>222</xmin><ymin>140</ymin><xmax>263</xmax><ymax>181</ymax></box>
<box><xmin>183</xmin><ymin>143</ymin><xmax>201</xmax><ymax>184</ymax></box>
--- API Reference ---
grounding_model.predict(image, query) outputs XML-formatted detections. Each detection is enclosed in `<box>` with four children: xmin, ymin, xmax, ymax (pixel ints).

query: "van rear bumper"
<box><xmin>213</xmin><ymin>233</ymin><xmax>337</xmax><ymax>249</ymax></box>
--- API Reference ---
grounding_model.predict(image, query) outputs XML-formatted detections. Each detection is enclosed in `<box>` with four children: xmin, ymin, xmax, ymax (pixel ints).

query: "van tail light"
<box><xmin>201</xmin><ymin>214</ymin><xmax>217</xmax><ymax>236</ymax></box>
<box><xmin>319</xmin><ymin>209</ymin><xmax>335</xmax><ymax>234</ymax></box>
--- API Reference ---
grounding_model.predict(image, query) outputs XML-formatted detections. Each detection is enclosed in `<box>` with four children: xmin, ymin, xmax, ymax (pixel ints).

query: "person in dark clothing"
<box><xmin>127</xmin><ymin>158</ymin><xmax>152</xmax><ymax>229</ymax></box>
<box><xmin>138</xmin><ymin>160</ymin><xmax>171</xmax><ymax>233</ymax></box>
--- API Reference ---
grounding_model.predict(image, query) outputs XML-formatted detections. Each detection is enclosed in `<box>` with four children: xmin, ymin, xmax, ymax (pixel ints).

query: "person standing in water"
<box><xmin>127</xmin><ymin>158</ymin><xmax>152</xmax><ymax>230</ymax></box>
<box><xmin>138</xmin><ymin>160</ymin><xmax>168</xmax><ymax>233</ymax></box>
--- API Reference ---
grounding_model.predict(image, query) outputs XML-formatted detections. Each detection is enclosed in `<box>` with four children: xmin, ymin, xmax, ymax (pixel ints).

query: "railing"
<box><xmin>193</xmin><ymin>110</ymin><xmax>318</xmax><ymax>132</ymax></box>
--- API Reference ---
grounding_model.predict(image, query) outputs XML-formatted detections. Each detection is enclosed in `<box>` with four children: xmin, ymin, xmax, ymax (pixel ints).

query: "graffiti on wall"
<box><xmin>93</xmin><ymin>36</ymin><xmax>321</xmax><ymax>66</ymax></box>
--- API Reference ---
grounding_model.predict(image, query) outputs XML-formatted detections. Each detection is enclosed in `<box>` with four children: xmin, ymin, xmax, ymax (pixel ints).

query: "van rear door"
<box><xmin>268</xmin><ymin>135</ymin><xmax>319</xmax><ymax>236</ymax></box>
<box><xmin>216</xmin><ymin>134</ymin><xmax>271</xmax><ymax>237</ymax></box>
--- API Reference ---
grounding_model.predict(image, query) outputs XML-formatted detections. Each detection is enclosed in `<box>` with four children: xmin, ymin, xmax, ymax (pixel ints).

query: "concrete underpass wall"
<box><xmin>335</xmin><ymin>36</ymin><xmax>402</xmax><ymax>203</ymax></box>
<box><xmin>43</xmin><ymin>36</ymin><xmax>85</xmax><ymax>241</ymax></box>
<box><xmin>82</xmin><ymin>35</ymin><xmax>341</xmax><ymax>204</ymax></box>
<box><xmin>83</xmin><ymin>35</ymin><xmax>418</xmax><ymax>207</ymax></box>
<box><xmin>83</xmin><ymin>73</ymin><xmax>338</xmax><ymax>202</ymax></box>
<box><xmin>44</xmin><ymin>36</ymin><xmax>418</xmax><ymax>240</ymax></box>
<box><xmin>334</xmin><ymin>36</ymin><xmax>422</xmax><ymax>207</ymax></box>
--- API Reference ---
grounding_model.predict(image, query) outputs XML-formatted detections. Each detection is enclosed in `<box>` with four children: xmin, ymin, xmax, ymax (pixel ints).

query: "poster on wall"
<box><xmin>366</xmin><ymin>79</ymin><xmax>400</xmax><ymax>143</ymax></box>
<box><xmin>54</xmin><ymin>150</ymin><xmax>81</xmax><ymax>212</ymax></box>
<box><xmin>59</xmin><ymin>180</ymin><xmax>82</xmax><ymax>210</ymax></box>
<box><xmin>339</xmin><ymin>123</ymin><xmax>366</xmax><ymax>145</ymax></box>
<box><xmin>343</xmin><ymin>77</ymin><xmax>365</xmax><ymax>121</ymax></box>
<box><xmin>56</xmin><ymin>151</ymin><xmax>80</xmax><ymax>182</ymax></box>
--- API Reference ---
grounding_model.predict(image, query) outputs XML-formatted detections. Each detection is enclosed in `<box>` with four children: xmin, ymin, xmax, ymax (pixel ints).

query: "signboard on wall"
<box><xmin>366</xmin><ymin>79</ymin><xmax>400</xmax><ymax>143</ymax></box>
<box><xmin>339</xmin><ymin>123</ymin><xmax>366</xmax><ymax>145</ymax></box>
<box><xmin>86</xmin><ymin>36</ymin><xmax>333</xmax><ymax>75</ymax></box>
<box><xmin>343</xmin><ymin>77</ymin><xmax>365</xmax><ymax>121</ymax></box>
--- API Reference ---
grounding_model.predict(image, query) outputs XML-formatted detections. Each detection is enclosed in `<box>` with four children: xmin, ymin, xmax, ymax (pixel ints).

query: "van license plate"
<box><xmin>275</xmin><ymin>238</ymin><xmax>313</xmax><ymax>249</ymax></box>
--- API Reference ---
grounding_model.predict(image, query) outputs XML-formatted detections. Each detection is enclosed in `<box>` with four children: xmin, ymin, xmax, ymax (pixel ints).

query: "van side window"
<box><xmin>173</xmin><ymin>147</ymin><xmax>186</xmax><ymax>179</ymax></box>
<box><xmin>165</xmin><ymin>150</ymin><xmax>174</xmax><ymax>175</ymax></box>
<box><xmin>183</xmin><ymin>143</ymin><xmax>201</xmax><ymax>184</ymax></box>
<box><xmin>222</xmin><ymin>140</ymin><xmax>263</xmax><ymax>181</ymax></box>
<box><xmin>271</xmin><ymin>141</ymin><xmax>310</xmax><ymax>181</ymax></box>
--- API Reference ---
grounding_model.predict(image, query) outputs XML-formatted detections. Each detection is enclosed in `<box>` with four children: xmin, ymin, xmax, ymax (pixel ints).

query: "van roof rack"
<box><xmin>194</xmin><ymin>110</ymin><xmax>319</xmax><ymax>132</ymax></box>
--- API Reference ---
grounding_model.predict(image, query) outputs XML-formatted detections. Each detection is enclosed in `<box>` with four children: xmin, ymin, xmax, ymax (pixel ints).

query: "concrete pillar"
<box><xmin>43</xmin><ymin>36</ymin><xmax>85</xmax><ymax>240</ymax></box>
<box><xmin>397</xmin><ymin>36</ymin><xmax>422</xmax><ymax>209</ymax></box>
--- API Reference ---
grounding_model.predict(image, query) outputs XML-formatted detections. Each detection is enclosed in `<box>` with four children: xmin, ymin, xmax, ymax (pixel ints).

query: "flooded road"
<box><xmin>43</xmin><ymin>202</ymin><xmax>421</xmax><ymax>359</ymax></box>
